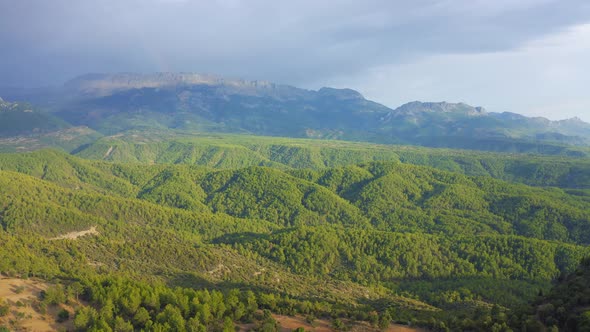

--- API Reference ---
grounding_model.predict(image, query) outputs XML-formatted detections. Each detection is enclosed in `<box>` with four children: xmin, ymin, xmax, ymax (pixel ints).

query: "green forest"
<box><xmin>1</xmin><ymin>140</ymin><xmax>590</xmax><ymax>331</ymax></box>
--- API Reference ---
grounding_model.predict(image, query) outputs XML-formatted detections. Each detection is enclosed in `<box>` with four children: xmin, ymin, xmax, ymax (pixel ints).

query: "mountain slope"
<box><xmin>2</xmin><ymin>149</ymin><xmax>590</xmax><ymax>245</ymax></box>
<box><xmin>54</xmin><ymin>73</ymin><xmax>389</xmax><ymax>138</ymax></box>
<box><xmin>525</xmin><ymin>258</ymin><xmax>590</xmax><ymax>331</ymax></box>
<box><xmin>381</xmin><ymin>101</ymin><xmax>590</xmax><ymax>153</ymax></box>
<box><xmin>1</xmin><ymin>164</ymin><xmax>588</xmax><ymax>285</ymax></box>
<box><xmin>381</xmin><ymin>101</ymin><xmax>590</xmax><ymax>144</ymax></box>
<box><xmin>73</xmin><ymin>133</ymin><xmax>590</xmax><ymax>189</ymax></box>
<box><xmin>0</xmin><ymin>97</ymin><xmax>69</xmax><ymax>137</ymax></box>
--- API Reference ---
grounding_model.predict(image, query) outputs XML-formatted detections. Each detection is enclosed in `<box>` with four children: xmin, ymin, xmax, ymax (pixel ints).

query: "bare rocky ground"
<box><xmin>48</xmin><ymin>226</ymin><xmax>98</xmax><ymax>240</ymax></box>
<box><xmin>239</xmin><ymin>314</ymin><xmax>425</xmax><ymax>332</ymax></box>
<box><xmin>0</xmin><ymin>278</ymin><xmax>74</xmax><ymax>332</ymax></box>
<box><xmin>1</xmin><ymin>277</ymin><xmax>425</xmax><ymax>332</ymax></box>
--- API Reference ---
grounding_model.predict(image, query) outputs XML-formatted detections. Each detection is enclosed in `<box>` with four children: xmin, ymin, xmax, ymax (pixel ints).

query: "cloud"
<box><xmin>324</xmin><ymin>23</ymin><xmax>590</xmax><ymax>121</ymax></box>
<box><xmin>0</xmin><ymin>0</ymin><xmax>589</xmax><ymax>120</ymax></box>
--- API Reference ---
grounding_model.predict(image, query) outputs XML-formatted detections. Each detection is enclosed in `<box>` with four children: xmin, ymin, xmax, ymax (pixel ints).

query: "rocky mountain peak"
<box><xmin>317</xmin><ymin>87</ymin><xmax>364</xmax><ymax>100</ymax></box>
<box><xmin>391</xmin><ymin>101</ymin><xmax>487</xmax><ymax>116</ymax></box>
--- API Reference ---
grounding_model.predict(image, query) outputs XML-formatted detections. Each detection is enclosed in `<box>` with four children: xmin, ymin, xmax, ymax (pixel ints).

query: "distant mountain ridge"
<box><xmin>0</xmin><ymin>97</ymin><xmax>69</xmax><ymax>137</ymax></box>
<box><xmin>383</xmin><ymin>101</ymin><xmax>488</xmax><ymax>117</ymax></box>
<box><xmin>64</xmin><ymin>72</ymin><xmax>287</xmax><ymax>97</ymax></box>
<box><xmin>1</xmin><ymin>72</ymin><xmax>590</xmax><ymax>154</ymax></box>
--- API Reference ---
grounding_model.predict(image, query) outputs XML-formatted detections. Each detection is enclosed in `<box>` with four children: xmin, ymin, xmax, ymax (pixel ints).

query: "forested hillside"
<box><xmin>524</xmin><ymin>258</ymin><xmax>590</xmax><ymax>331</ymax></box>
<box><xmin>1</xmin><ymin>149</ymin><xmax>590</xmax><ymax>330</ymax></box>
<box><xmin>71</xmin><ymin>133</ymin><xmax>590</xmax><ymax>189</ymax></box>
<box><xmin>0</xmin><ymin>97</ymin><xmax>69</xmax><ymax>137</ymax></box>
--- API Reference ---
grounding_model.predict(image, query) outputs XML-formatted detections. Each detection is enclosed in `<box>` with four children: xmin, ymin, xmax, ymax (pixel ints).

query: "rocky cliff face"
<box><xmin>382</xmin><ymin>101</ymin><xmax>487</xmax><ymax>120</ymax></box>
<box><xmin>64</xmin><ymin>73</ymin><xmax>297</xmax><ymax>97</ymax></box>
<box><xmin>63</xmin><ymin>73</ymin><xmax>378</xmax><ymax>104</ymax></box>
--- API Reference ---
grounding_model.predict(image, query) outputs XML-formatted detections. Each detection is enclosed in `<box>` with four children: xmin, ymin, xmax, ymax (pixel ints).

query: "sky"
<box><xmin>1</xmin><ymin>0</ymin><xmax>590</xmax><ymax>121</ymax></box>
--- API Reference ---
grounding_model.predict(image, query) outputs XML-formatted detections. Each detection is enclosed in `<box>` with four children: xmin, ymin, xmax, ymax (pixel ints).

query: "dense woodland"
<box><xmin>528</xmin><ymin>257</ymin><xmax>590</xmax><ymax>331</ymax></box>
<box><xmin>1</xmin><ymin>141</ymin><xmax>590</xmax><ymax>331</ymax></box>
<box><xmin>73</xmin><ymin>134</ymin><xmax>590</xmax><ymax>189</ymax></box>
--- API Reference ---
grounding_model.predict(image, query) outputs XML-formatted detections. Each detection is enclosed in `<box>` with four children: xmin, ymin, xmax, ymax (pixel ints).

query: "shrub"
<box><xmin>0</xmin><ymin>305</ymin><xmax>9</xmax><ymax>317</ymax></box>
<box><xmin>57</xmin><ymin>309</ymin><xmax>70</xmax><ymax>322</ymax></box>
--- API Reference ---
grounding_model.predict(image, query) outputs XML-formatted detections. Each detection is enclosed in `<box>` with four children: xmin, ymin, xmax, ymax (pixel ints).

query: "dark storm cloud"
<box><xmin>1</xmin><ymin>0</ymin><xmax>589</xmax><ymax>87</ymax></box>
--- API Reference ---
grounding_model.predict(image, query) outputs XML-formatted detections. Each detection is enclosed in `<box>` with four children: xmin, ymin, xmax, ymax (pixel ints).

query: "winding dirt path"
<box><xmin>49</xmin><ymin>226</ymin><xmax>98</xmax><ymax>240</ymax></box>
<box><xmin>103</xmin><ymin>146</ymin><xmax>115</xmax><ymax>159</ymax></box>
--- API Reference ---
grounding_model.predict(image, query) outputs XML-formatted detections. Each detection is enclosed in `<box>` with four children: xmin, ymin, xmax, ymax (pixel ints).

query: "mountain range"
<box><xmin>1</xmin><ymin>72</ymin><xmax>590</xmax><ymax>155</ymax></box>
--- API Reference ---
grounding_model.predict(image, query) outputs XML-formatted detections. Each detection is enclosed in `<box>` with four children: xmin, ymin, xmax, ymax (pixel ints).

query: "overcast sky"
<box><xmin>1</xmin><ymin>0</ymin><xmax>590</xmax><ymax>120</ymax></box>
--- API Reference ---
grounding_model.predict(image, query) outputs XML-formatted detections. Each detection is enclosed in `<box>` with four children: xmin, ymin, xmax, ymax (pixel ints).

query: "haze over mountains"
<box><xmin>2</xmin><ymin>72</ymin><xmax>590</xmax><ymax>156</ymax></box>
